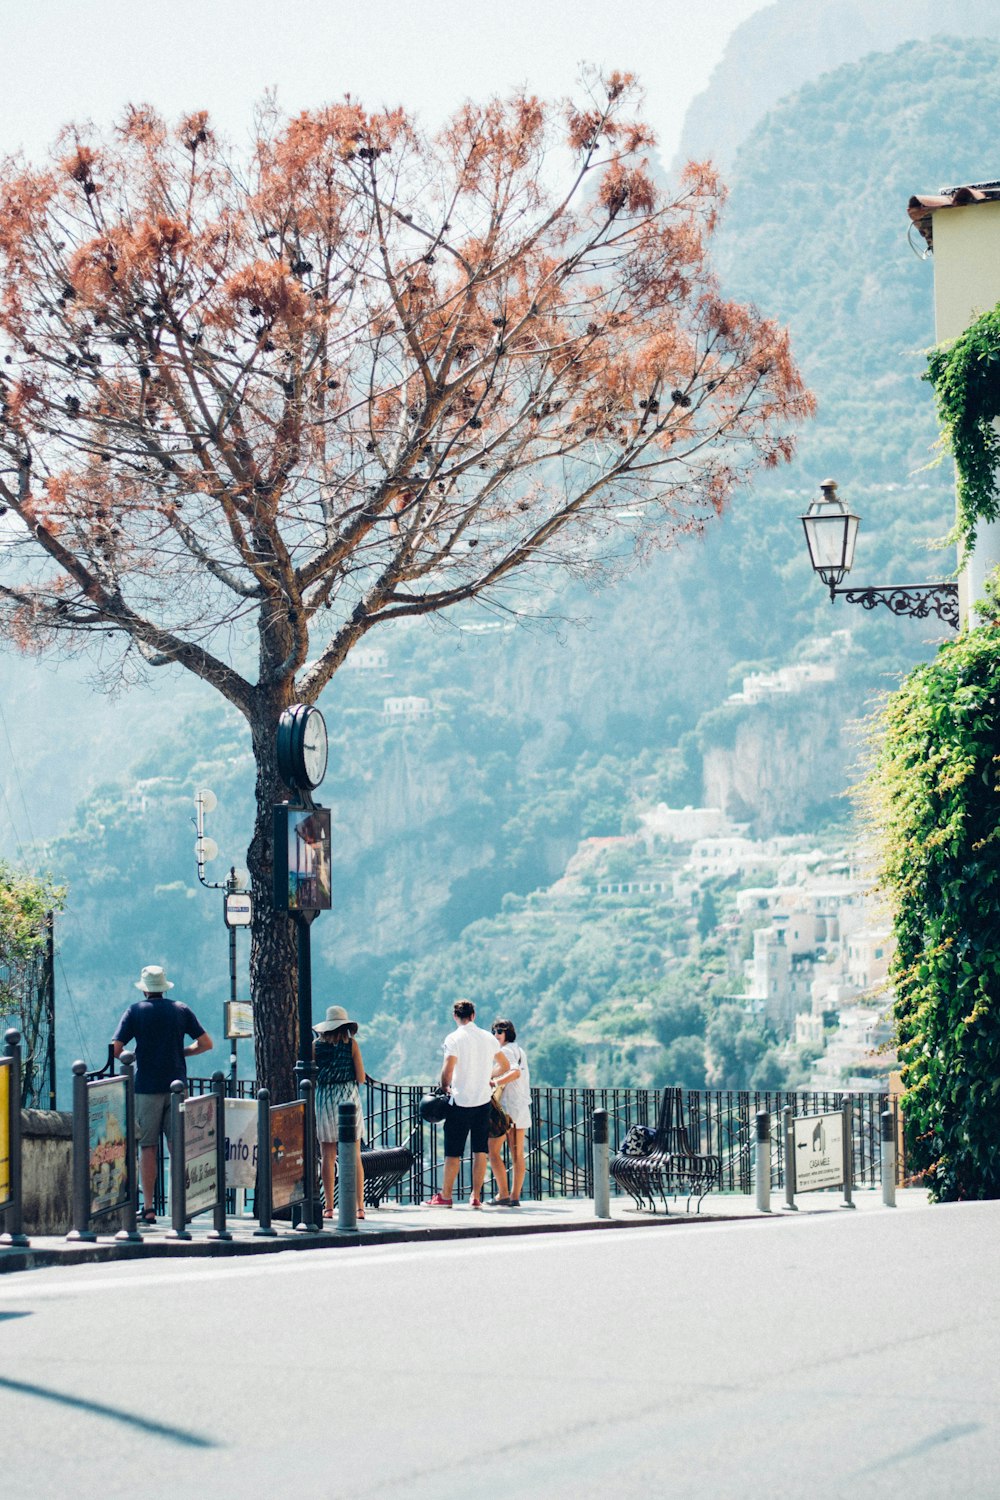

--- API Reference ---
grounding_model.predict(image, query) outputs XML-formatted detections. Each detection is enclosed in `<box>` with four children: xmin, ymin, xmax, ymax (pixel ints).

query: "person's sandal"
<box><xmin>139</xmin><ymin>1208</ymin><xmax>157</xmax><ymax>1226</ymax></box>
<box><xmin>357</xmin><ymin>1208</ymin><xmax>365</xmax><ymax>1219</ymax></box>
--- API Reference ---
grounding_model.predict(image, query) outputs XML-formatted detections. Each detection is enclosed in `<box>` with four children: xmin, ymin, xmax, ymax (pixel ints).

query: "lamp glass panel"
<box><xmin>803</xmin><ymin>510</ymin><xmax>859</xmax><ymax>576</ymax></box>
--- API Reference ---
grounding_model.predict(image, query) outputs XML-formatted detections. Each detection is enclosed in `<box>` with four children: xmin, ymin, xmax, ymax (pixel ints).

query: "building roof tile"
<box><xmin>908</xmin><ymin>180</ymin><xmax>1000</xmax><ymax>249</ymax></box>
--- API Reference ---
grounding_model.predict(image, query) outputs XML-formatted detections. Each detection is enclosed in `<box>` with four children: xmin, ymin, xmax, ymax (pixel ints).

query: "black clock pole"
<box><xmin>296</xmin><ymin>907</ymin><xmax>317</xmax><ymax>1068</ymax></box>
<box><xmin>275</xmin><ymin>702</ymin><xmax>330</xmax><ymax>1232</ymax></box>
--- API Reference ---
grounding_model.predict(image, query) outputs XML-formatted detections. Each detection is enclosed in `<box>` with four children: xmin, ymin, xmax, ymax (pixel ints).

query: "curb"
<box><xmin>0</xmin><ymin>1206</ymin><xmax>763</xmax><ymax>1274</ymax></box>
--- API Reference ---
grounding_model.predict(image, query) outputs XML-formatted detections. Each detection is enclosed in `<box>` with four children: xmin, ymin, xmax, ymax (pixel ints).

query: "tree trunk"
<box><xmin>246</xmin><ymin>699</ymin><xmax>300</xmax><ymax>1102</ymax></box>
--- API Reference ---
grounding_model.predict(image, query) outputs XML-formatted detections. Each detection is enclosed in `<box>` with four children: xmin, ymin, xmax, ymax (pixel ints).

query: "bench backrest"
<box><xmin>654</xmin><ymin>1086</ymin><xmax>697</xmax><ymax>1154</ymax></box>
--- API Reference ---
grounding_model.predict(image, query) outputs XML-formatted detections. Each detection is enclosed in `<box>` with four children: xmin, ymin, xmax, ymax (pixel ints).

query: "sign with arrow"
<box><xmin>792</xmin><ymin>1111</ymin><xmax>844</xmax><ymax>1193</ymax></box>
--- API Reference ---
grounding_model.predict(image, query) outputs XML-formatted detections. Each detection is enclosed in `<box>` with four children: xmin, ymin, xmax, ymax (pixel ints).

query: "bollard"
<box><xmin>755</xmin><ymin>1110</ymin><xmax>771</xmax><ymax>1214</ymax></box>
<box><xmin>841</xmin><ymin>1099</ymin><xmax>856</xmax><ymax>1209</ymax></box>
<box><xmin>254</xmin><ymin>1088</ymin><xmax>276</xmax><ymax>1236</ymax></box>
<box><xmin>1</xmin><ymin>1031</ymin><xmax>27</xmax><ymax>1247</ymax></box>
<box><xmin>337</xmin><ymin>1100</ymin><xmax>358</xmax><ymax>1232</ymax></box>
<box><xmin>66</xmin><ymin>1061</ymin><xmax>96</xmax><ymax>1242</ymax></box>
<box><xmin>878</xmin><ymin>1107</ymin><xmax>896</xmax><ymax>1208</ymax></box>
<box><xmin>115</xmin><ymin>1052</ymin><xmax>142</xmax><ymax>1243</ymax></box>
<box><xmin>209</xmin><ymin>1072</ymin><xmax>233</xmax><ymax>1241</ymax></box>
<box><xmin>296</xmin><ymin>1076</ymin><xmax>319</xmax><ymax>1233</ymax></box>
<box><xmin>593</xmin><ymin>1109</ymin><xmax>610</xmax><ymax>1219</ymax></box>
<box><xmin>166</xmin><ymin>1081</ymin><xmax>191</xmax><ymax>1240</ymax></box>
<box><xmin>782</xmin><ymin>1105</ymin><xmax>797</xmax><ymax>1210</ymax></box>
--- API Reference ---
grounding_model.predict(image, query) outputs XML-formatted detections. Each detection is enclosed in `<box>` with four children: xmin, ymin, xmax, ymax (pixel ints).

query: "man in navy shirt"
<box><xmin>112</xmin><ymin>964</ymin><xmax>212</xmax><ymax>1223</ymax></box>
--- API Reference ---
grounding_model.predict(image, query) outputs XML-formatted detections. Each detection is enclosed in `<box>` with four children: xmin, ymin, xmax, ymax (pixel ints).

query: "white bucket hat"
<box><xmin>136</xmin><ymin>964</ymin><xmax>174</xmax><ymax>993</ymax></box>
<box><xmin>313</xmin><ymin>1004</ymin><xmax>358</xmax><ymax>1035</ymax></box>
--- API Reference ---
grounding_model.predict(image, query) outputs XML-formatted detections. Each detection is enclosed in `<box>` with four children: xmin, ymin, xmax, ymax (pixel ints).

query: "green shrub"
<box><xmin>869</xmin><ymin>621</ymin><xmax>1000</xmax><ymax>1199</ymax></box>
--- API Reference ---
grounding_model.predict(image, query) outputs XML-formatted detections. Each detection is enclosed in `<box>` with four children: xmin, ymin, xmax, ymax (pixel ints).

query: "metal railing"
<box><xmin>183</xmin><ymin>1075</ymin><xmax>890</xmax><ymax>1206</ymax></box>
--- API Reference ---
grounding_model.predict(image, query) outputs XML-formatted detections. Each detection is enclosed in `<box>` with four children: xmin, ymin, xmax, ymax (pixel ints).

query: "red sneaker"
<box><xmin>470</xmin><ymin>1196</ymin><xmax>483</xmax><ymax>1209</ymax></box>
<box><xmin>423</xmin><ymin>1192</ymin><xmax>453</xmax><ymax>1207</ymax></box>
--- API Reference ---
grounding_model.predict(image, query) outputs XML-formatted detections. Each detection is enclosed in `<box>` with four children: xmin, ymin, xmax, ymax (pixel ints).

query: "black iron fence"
<box><xmin>187</xmin><ymin>1074</ymin><xmax>890</xmax><ymax>1205</ymax></box>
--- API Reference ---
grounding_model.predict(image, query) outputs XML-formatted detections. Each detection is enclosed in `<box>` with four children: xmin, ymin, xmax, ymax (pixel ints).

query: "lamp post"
<box><xmin>800</xmin><ymin>479</ymin><xmax>959</xmax><ymax>630</ymax></box>
<box><xmin>193</xmin><ymin>789</ymin><xmax>253</xmax><ymax>1092</ymax></box>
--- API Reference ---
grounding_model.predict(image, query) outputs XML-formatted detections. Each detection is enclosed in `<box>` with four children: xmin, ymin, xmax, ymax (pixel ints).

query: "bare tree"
<box><xmin>0</xmin><ymin>73</ymin><xmax>813</xmax><ymax>1095</ymax></box>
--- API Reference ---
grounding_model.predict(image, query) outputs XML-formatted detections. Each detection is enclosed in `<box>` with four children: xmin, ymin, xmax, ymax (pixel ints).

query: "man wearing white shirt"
<box><xmin>424</xmin><ymin>999</ymin><xmax>507</xmax><ymax>1208</ymax></box>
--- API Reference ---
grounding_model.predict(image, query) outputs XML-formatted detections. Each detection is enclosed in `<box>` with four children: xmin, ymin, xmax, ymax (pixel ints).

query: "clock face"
<box><xmin>276</xmin><ymin>703</ymin><xmax>328</xmax><ymax>791</ymax></box>
<box><xmin>300</xmin><ymin>708</ymin><xmax>328</xmax><ymax>788</ymax></box>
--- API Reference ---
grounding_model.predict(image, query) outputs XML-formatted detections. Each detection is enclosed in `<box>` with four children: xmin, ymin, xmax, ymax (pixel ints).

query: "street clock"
<box><xmin>276</xmin><ymin>704</ymin><xmax>328</xmax><ymax>791</ymax></box>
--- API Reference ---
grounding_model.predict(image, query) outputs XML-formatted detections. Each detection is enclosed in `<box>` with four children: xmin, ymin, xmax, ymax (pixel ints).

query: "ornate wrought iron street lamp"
<box><xmin>800</xmin><ymin>479</ymin><xmax>959</xmax><ymax>630</ymax></box>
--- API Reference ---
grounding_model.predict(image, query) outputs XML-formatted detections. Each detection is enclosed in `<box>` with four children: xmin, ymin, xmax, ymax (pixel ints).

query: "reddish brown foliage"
<box><xmin>0</xmin><ymin>67</ymin><xmax>815</xmax><ymax>740</ymax></box>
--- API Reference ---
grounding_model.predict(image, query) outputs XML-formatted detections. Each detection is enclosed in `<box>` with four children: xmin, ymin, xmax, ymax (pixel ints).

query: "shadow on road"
<box><xmin>0</xmin><ymin>1374</ymin><xmax>217</xmax><ymax>1447</ymax></box>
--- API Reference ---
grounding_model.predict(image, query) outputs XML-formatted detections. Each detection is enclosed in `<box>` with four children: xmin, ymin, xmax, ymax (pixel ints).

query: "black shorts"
<box><xmin>443</xmin><ymin>1102</ymin><xmax>491</xmax><ymax>1158</ymax></box>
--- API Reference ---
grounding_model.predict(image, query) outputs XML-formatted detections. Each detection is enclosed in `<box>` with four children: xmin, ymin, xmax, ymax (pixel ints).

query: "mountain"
<box><xmin>7</xmin><ymin>27</ymin><xmax>1000</xmax><ymax>1092</ymax></box>
<box><xmin>674</xmin><ymin>0</ymin><xmax>1000</xmax><ymax>173</ymax></box>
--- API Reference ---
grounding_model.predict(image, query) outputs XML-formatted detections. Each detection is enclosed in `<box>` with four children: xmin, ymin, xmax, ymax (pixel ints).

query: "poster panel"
<box><xmin>792</xmin><ymin>1111</ymin><xmax>844</xmax><ymax>1193</ymax></box>
<box><xmin>273</xmin><ymin>806</ymin><xmax>332</xmax><ymax>912</ymax></box>
<box><xmin>184</xmin><ymin>1094</ymin><xmax>219</xmax><ymax>1217</ymax></box>
<box><xmin>88</xmin><ymin>1077</ymin><xmax>130</xmax><ymax>1217</ymax></box>
<box><xmin>0</xmin><ymin>1059</ymin><xmax>10</xmax><ymax>1209</ymax></box>
<box><xmin>224</xmin><ymin>1097</ymin><xmax>259</xmax><ymax>1191</ymax></box>
<box><xmin>270</xmin><ymin>1101</ymin><xmax>306</xmax><ymax>1211</ymax></box>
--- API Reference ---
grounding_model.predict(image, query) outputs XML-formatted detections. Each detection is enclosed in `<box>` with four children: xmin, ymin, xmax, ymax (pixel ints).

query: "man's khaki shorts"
<box><xmin>135</xmin><ymin>1091</ymin><xmax>181</xmax><ymax>1148</ymax></box>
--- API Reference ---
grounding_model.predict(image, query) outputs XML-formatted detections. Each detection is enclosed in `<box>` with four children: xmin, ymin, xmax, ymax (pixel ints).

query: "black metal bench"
<box><xmin>325</xmin><ymin>1142</ymin><xmax>415</xmax><ymax>1209</ymax></box>
<box><xmin>360</xmin><ymin>1144</ymin><xmax>414</xmax><ymax>1207</ymax></box>
<box><xmin>611</xmin><ymin>1086</ymin><xmax>721</xmax><ymax>1213</ymax></box>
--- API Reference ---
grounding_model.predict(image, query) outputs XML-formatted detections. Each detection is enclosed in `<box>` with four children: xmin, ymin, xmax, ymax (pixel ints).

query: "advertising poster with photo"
<box><xmin>285</xmin><ymin>807</ymin><xmax>332</xmax><ymax>912</ymax></box>
<box><xmin>88</xmin><ymin>1077</ymin><xmax>130</xmax><ymax>1217</ymax></box>
<box><xmin>184</xmin><ymin>1094</ymin><xmax>219</xmax><ymax>1217</ymax></box>
<box><xmin>270</xmin><ymin>1101</ymin><xmax>306</xmax><ymax>1210</ymax></box>
<box><xmin>224</xmin><ymin>1097</ymin><xmax>259</xmax><ymax>1191</ymax></box>
<box><xmin>0</xmin><ymin>1060</ymin><xmax>10</xmax><ymax>1208</ymax></box>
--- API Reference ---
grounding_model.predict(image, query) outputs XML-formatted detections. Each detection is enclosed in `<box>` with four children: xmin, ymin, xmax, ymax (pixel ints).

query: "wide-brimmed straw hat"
<box><xmin>313</xmin><ymin>1004</ymin><xmax>358</xmax><ymax>1035</ymax></box>
<box><xmin>135</xmin><ymin>964</ymin><xmax>174</xmax><ymax>993</ymax></box>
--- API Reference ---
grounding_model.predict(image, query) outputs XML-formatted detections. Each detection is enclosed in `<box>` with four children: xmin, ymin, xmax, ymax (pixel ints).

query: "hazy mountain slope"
<box><xmin>675</xmin><ymin>0</ymin><xmax>999</xmax><ymax>172</ymax></box>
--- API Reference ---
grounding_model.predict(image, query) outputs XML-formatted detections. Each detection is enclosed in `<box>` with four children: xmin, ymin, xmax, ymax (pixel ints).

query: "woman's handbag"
<box><xmin>488</xmin><ymin>1085</ymin><xmax>514</xmax><ymax>1139</ymax></box>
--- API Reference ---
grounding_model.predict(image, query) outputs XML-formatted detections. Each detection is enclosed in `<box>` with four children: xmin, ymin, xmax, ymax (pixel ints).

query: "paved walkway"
<box><xmin>0</xmin><ymin>1186</ymin><xmax>930</xmax><ymax>1274</ymax></box>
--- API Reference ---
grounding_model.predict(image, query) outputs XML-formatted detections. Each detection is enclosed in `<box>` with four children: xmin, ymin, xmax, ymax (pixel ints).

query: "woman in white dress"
<box><xmin>488</xmin><ymin>1018</ymin><xmax>531</xmax><ymax>1207</ymax></box>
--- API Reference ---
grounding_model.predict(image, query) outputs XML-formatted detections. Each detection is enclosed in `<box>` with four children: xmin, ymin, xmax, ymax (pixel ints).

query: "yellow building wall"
<box><xmin>930</xmin><ymin>199</ymin><xmax>1000</xmax><ymax>623</ymax></box>
<box><xmin>932</xmin><ymin>200</ymin><xmax>1000</xmax><ymax>340</ymax></box>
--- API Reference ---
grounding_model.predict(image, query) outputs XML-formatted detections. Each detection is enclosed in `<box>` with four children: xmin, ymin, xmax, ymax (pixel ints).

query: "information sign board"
<box><xmin>792</xmin><ymin>1111</ymin><xmax>845</xmax><ymax>1193</ymax></box>
<box><xmin>88</xmin><ymin>1077</ymin><xmax>130</xmax><ymax>1217</ymax></box>
<box><xmin>183</xmin><ymin>1094</ymin><xmax>219</xmax><ymax>1216</ymax></box>
<box><xmin>0</xmin><ymin>1058</ymin><xmax>10</xmax><ymax>1209</ymax></box>
<box><xmin>224</xmin><ymin>1098</ymin><xmax>258</xmax><ymax>1191</ymax></box>
<box><xmin>224</xmin><ymin>1001</ymin><xmax>254</xmax><ymax>1040</ymax></box>
<box><xmin>224</xmin><ymin>891</ymin><xmax>253</xmax><ymax>928</ymax></box>
<box><xmin>270</xmin><ymin>1100</ymin><xmax>306</xmax><ymax>1210</ymax></box>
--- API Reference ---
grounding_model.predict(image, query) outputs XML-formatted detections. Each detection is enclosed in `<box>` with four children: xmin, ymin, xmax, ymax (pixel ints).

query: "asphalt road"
<box><xmin>1</xmin><ymin>1200</ymin><xmax>997</xmax><ymax>1498</ymax></box>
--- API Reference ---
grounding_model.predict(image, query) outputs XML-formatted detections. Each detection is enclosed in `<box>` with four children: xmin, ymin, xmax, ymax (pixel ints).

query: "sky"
<box><xmin>0</xmin><ymin>0</ymin><xmax>771</xmax><ymax>164</ymax></box>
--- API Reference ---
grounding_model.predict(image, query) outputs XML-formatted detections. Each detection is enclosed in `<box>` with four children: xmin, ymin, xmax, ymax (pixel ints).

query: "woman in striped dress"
<box><xmin>313</xmin><ymin>1005</ymin><xmax>367</xmax><ymax>1219</ymax></box>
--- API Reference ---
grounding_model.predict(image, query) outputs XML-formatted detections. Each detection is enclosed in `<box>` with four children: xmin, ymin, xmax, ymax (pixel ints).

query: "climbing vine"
<box><xmin>925</xmin><ymin>303</ymin><xmax>1000</xmax><ymax>551</ymax></box>
<box><xmin>0</xmin><ymin>861</ymin><xmax>64</xmax><ymax>1014</ymax></box>
<box><xmin>867</xmin><ymin>597</ymin><xmax>1000</xmax><ymax>1200</ymax></box>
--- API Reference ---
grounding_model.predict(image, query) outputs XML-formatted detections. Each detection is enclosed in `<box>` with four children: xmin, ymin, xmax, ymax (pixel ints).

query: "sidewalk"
<box><xmin>0</xmin><ymin>1187</ymin><xmax>930</xmax><ymax>1274</ymax></box>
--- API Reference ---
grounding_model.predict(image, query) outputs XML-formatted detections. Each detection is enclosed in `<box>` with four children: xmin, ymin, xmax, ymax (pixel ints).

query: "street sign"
<box><xmin>224</xmin><ymin>891</ymin><xmax>253</xmax><ymax>928</ymax></box>
<box><xmin>183</xmin><ymin>1094</ymin><xmax>220</xmax><ymax>1217</ymax></box>
<box><xmin>792</xmin><ymin>1111</ymin><xmax>844</xmax><ymax>1193</ymax></box>
<box><xmin>224</xmin><ymin>1098</ymin><xmax>258</xmax><ymax>1191</ymax></box>
<box><xmin>224</xmin><ymin>1001</ymin><xmax>253</xmax><ymax>1040</ymax></box>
